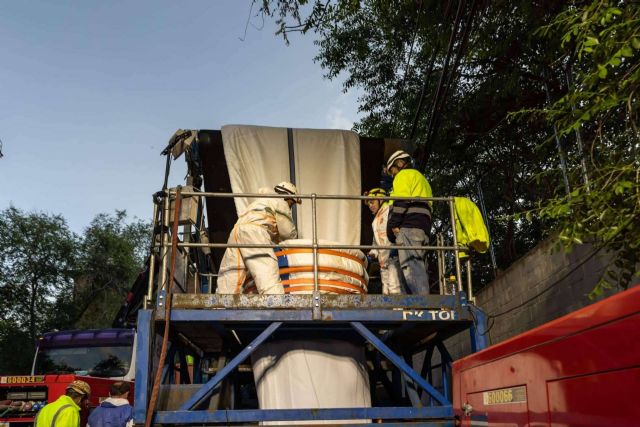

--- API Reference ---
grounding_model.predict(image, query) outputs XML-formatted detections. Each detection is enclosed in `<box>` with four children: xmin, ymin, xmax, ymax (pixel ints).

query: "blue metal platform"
<box><xmin>134</xmin><ymin>293</ymin><xmax>487</xmax><ymax>426</ymax></box>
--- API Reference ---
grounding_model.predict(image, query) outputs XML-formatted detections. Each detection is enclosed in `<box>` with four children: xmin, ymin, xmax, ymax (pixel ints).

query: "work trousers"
<box><xmin>395</xmin><ymin>227</ymin><xmax>429</xmax><ymax>294</ymax></box>
<box><xmin>216</xmin><ymin>224</ymin><xmax>284</xmax><ymax>294</ymax></box>
<box><xmin>379</xmin><ymin>256</ymin><xmax>403</xmax><ymax>295</ymax></box>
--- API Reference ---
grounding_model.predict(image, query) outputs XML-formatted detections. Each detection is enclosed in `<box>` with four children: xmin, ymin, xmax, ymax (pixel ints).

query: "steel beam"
<box><xmin>178</xmin><ymin>322</ymin><xmax>282</xmax><ymax>410</ymax></box>
<box><xmin>165</xmin><ymin>308</ymin><xmax>470</xmax><ymax>323</ymax></box>
<box><xmin>170</xmin><ymin>293</ymin><xmax>458</xmax><ymax>310</ymax></box>
<box><xmin>133</xmin><ymin>310</ymin><xmax>152</xmax><ymax>423</ymax></box>
<box><xmin>350</xmin><ymin>322</ymin><xmax>450</xmax><ymax>406</ymax></box>
<box><xmin>153</xmin><ymin>405</ymin><xmax>453</xmax><ymax>424</ymax></box>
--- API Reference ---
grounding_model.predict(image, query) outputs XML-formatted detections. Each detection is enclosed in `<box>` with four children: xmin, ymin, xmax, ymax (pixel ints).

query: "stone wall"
<box><xmin>446</xmin><ymin>237</ymin><xmax>638</xmax><ymax>360</ymax></box>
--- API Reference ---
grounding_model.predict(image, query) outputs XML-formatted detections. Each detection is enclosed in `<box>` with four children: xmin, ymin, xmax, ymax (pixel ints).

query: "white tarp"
<box><xmin>292</xmin><ymin>128</ymin><xmax>361</xmax><ymax>245</ymax></box>
<box><xmin>251</xmin><ymin>339</ymin><xmax>371</xmax><ymax>425</ymax></box>
<box><xmin>221</xmin><ymin>125</ymin><xmax>369</xmax><ymax>423</ymax></box>
<box><xmin>221</xmin><ymin>125</ymin><xmax>290</xmax><ymax>213</ymax></box>
<box><xmin>221</xmin><ymin>125</ymin><xmax>361</xmax><ymax>245</ymax></box>
<box><xmin>250</xmin><ymin>239</ymin><xmax>371</xmax><ymax>423</ymax></box>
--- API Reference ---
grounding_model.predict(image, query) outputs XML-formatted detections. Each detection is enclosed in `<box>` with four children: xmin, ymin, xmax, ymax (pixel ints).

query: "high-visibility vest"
<box><xmin>453</xmin><ymin>197</ymin><xmax>490</xmax><ymax>258</ymax></box>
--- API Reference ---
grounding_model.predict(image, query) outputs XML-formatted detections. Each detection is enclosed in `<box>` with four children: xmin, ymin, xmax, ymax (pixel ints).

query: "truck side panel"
<box><xmin>453</xmin><ymin>285</ymin><xmax>640</xmax><ymax>426</ymax></box>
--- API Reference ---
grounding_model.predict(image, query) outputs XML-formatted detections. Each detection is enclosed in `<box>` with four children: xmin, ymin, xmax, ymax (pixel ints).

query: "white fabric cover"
<box><xmin>251</xmin><ymin>339</ymin><xmax>371</xmax><ymax>425</ymax></box>
<box><xmin>221</xmin><ymin>125</ymin><xmax>290</xmax><ymax>214</ymax></box>
<box><xmin>221</xmin><ymin>125</ymin><xmax>361</xmax><ymax>244</ymax></box>
<box><xmin>292</xmin><ymin>128</ymin><xmax>361</xmax><ymax>244</ymax></box>
<box><xmin>221</xmin><ymin>126</ymin><xmax>370</xmax><ymax>421</ymax></box>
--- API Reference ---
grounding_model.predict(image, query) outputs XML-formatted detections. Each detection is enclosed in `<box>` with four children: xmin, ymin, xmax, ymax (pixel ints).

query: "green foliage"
<box><xmin>260</xmin><ymin>0</ymin><xmax>639</xmax><ymax>292</ymax></box>
<box><xmin>534</xmin><ymin>0</ymin><xmax>640</xmax><ymax>294</ymax></box>
<box><xmin>0</xmin><ymin>207</ymin><xmax>78</xmax><ymax>341</ymax></box>
<box><xmin>73</xmin><ymin>210</ymin><xmax>150</xmax><ymax>329</ymax></box>
<box><xmin>0</xmin><ymin>207</ymin><xmax>77</xmax><ymax>374</ymax></box>
<box><xmin>0</xmin><ymin>208</ymin><xmax>149</xmax><ymax>373</ymax></box>
<box><xmin>0</xmin><ymin>321</ymin><xmax>36</xmax><ymax>374</ymax></box>
<box><xmin>538</xmin><ymin>1</ymin><xmax>639</xmax><ymax>138</ymax></box>
<box><xmin>259</xmin><ymin>0</ymin><xmax>565</xmax><ymax>286</ymax></box>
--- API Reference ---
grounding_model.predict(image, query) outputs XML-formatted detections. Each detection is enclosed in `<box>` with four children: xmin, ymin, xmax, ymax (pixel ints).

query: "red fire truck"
<box><xmin>0</xmin><ymin>329</ymin><xmax>135</xmax><ymax>426</ymax></box>
<box><xmin>453</xmin><ymin>284</ymin><xmax>640</xmax><ymax>426</ymax></box>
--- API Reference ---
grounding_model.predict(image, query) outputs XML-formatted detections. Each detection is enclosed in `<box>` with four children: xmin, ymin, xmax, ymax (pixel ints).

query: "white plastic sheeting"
<box><xmin>221</xmin><ymin>126</ymin><xmax>290</xmax><ymax>214</ymax></box>
<box><xmin>221</xmin><ymin>125</ymin><xmax>361</xmax><ymax>244</ymax></box>
<box><xmin>249</xmin><ymin>239</ymin><xmax>372</xmax><ymax>423</ymax></box>
<box><xmin>221</xmin><ymin>126</ymin><xmax>370</xmax><ymax>422</ymax></box>
<box><xmin>251</xmin><ymin>339</ymin><xmax>371</xmax><ymax>425</ymax></box>
<box><xmin>292</xmin><ymin>128</ymin><xmax>361</xmax><ymax>245</ymax></box>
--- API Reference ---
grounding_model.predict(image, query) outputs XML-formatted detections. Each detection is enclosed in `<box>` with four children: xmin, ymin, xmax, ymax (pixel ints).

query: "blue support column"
<box><xmin>133</xmin><ymin>310</ymin><xmax>152</xmax><ymax>424</ymax></box>
<box><xmin>435</xmin><ymin>342</ymin><xmax>452</xmax><ymax>399</ymax></box>
<box><xmin>421</xmin><ymin>345</ymin><xmax>435</xmax><ymax>406</ymax></box>
<box><xmin>350</xmin><ymin>322</ymin><xmax>450</xmax><ymax>406</ymax></box>
<box><xmin>179</xmin><ymin>321</ymin><xmax>283</xmax><ymax>410</ymax></box>
<box><xmin>161</xmin><ymin>344</ymin><xmax>177</xmax><ymax>385</ymax></box>
<box><xmin>178</xmin><ymin>347</ymin><xmax>191</xmax><ymax>384</ymax></box>
<box><xmin>193</xmin><ymin>355</ymin><xmax>202</xmax><ymax>384</ymax></box>
<box><xmin>467</xmin><ymin>304</ymin><xmax>489</xmax><ymax>352</ymax></box>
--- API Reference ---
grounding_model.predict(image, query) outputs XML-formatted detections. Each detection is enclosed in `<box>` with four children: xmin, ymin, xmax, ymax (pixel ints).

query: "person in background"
<box><xmin>87</xmin><ymin>381</ymin><xmax>133</xmax><ymax>427</ymax></box>
<box><xmin>216</xmin><ymin>181</ymin><xmax>301</xmax><ymax>294</ymax></box>
<box><xmin>385</xmin><ymin>150</ymin><xmax>433</xmax><ymax>294</ymax></box>
<box><xmin>35</xmin><ymin>380</ymin><xmax>91</xmax><ymax>427</ymax></box>
<box><xmin>364</xmin><ymin>187</ymin><xmax>403</xmax><ymax>294</ymax></box>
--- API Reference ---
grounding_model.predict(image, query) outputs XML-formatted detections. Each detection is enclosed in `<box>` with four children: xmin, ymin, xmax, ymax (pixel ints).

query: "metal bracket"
<box><xmin>312</xmin><ymin>291</ymin><xmax>322</xmax><ymax>320</ymax></box>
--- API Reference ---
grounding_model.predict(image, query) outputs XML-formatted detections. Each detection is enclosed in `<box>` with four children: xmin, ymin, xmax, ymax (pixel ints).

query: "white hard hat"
<box><xmin>386</xmin><ymin>150</ymin><xmax>412</xmax><ymax>171</ymax></box>
<box><xmin>274</xmin><ymin>181</ymin><xmax>302</xmax><ymax>204</ymax></box>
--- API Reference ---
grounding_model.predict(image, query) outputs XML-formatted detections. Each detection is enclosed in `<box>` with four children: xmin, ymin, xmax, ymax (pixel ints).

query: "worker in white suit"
<box><xmin>216</xmin><ymin>182</ymin><xmax>301</xmax><ymax>294</ymax></box>
<box><xmin>364</xmin><ymin>188</ymin><xmax>403</xmax><ymax>295</ymax></box>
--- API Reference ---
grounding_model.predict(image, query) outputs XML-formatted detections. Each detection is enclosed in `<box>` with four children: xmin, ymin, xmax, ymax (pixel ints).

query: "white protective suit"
<box><xmin>369</xmin><ymin>203</ymin><xmax>403</xmax><ymax>295</ymax></box>
<box><xmin>216</xmin><ymin>196</ymin><xmax>298</xmax><ymax>294</ymax></box>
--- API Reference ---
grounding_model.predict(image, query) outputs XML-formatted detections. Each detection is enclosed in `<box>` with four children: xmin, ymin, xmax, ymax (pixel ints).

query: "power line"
<box><xmin>418</xmin><ymin>0</ymin><xmax>477</xmax><ymax>170</ymax></box>
<box><xmin>392</xmin><ymin>0</ymin><xmax>425</xmax><ymax>133</ymax></box>
<box><xmin>416</xmin><ymin>0</ymin><xmax>466</xmax><ymax>170</ymax></box>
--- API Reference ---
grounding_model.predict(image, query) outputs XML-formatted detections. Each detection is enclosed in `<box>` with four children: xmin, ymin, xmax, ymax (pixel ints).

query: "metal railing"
<box><xmin>146</xmin><ymin>188</ymin><xmax>470</xmax><ymax>307</ymax></box>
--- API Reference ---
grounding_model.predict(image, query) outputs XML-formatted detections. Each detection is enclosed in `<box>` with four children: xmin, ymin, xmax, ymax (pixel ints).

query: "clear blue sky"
<box><xmin>0</xmin><ymin>1</ymin><xmax>360</xmax><ymax>232</ymax></box>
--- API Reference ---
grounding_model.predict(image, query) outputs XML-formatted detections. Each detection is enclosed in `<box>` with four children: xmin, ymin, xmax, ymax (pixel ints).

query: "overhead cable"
<box><xmin>417</xmin><ymin>0</ymin><xmax>466</xmax><ymax>171</ymax></box>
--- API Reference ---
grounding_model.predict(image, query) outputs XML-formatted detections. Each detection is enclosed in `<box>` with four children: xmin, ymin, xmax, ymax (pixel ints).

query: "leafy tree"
<box><xmin>72</xmin><ymin>210</ymin><xmax>150</xmax><ymax>329</ymax></box>
<box><xmin>532</xmin><ymin>1</ymin><xmax>640</xmax><ymax>296</ymax></box>
<box><xmin>258</xmin><ymin>0</ymin><xmax>639</xmax><ymax>292</ymax></box>
<box><xmin>0</xmin><ymin>321</ymin><xmax>35</xmax><ymax>374</ymax></box>
<box><xmin>258</xmin><ymin>0</ymin><xmax>565</xmax><ymax>286</ymax></box>
<box><xmin>0</xmin><ymin>207</ymin><xmax>78</xmax><ymax>341</ymax></box>
<box><xmin>0</xmin><ymin>208</ymin><xmax>149</xmax><ymax>373</ymax></box>
<box><xmin>0</xmin><ymin>207</ymin><xmax>77</xmax><ymax>373</ymax></box>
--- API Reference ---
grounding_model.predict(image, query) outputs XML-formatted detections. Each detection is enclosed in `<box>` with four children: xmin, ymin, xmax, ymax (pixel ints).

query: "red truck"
<box><xmin>453</xmin><ymin>284</ymin><xmax>640</xmax><ymax>426</ymax></box>
<box><xmin>0</xmin><ymin>329</ymin><xmax>135</xmax><ymax>427</ymax></box>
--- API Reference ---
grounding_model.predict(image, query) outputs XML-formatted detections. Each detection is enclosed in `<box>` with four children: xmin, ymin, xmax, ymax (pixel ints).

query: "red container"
<box><xmin>453</xmin><ymin>285</ymin><xmax>640</xmax><ymax>426</ymax></box>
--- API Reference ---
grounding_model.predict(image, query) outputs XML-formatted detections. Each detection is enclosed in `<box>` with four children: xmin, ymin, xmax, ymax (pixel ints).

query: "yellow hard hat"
<box><xmin>66</xmin><ymin>380</ymin><xmax>91</xmax><ymax>396</ymax></box>
<box><xmin>363</xmin><ymin>188</ymin><xmax>387</xmax><ymax>205</ymax></box>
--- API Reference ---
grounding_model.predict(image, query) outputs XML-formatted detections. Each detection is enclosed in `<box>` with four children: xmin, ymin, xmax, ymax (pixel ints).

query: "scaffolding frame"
<box><xmin>134</xmin><ymin>188</ymin><xmax>488</xmax><ymax>426</ymax></box>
